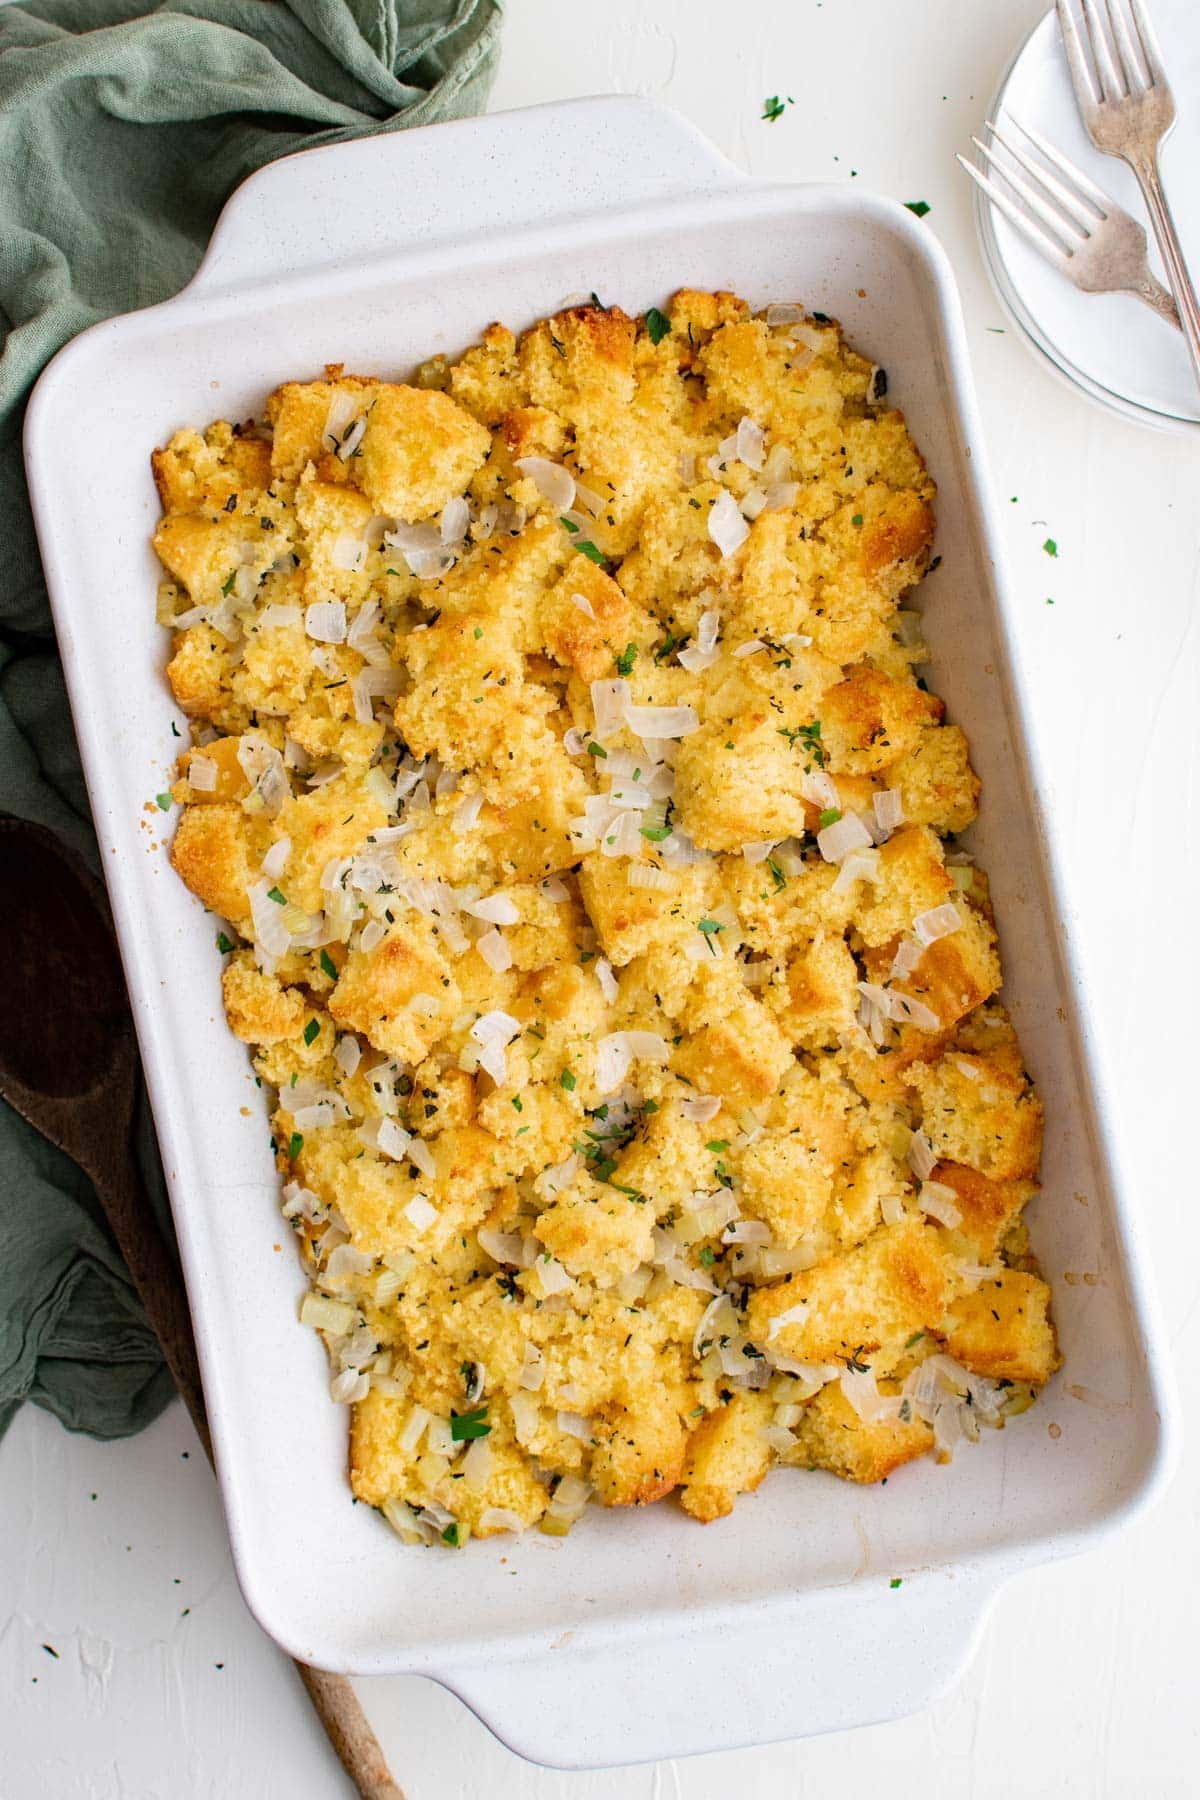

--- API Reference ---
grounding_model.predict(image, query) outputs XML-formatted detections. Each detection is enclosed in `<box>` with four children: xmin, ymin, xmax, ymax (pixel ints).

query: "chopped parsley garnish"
<box><xmin>1043</xmin><ymin>537</ymin><xmax>1058</xmax><ymax>557</ymax></box>
<box><xmin>645</xmin><ymin>306</ymin><xmax>671</xmax><ymax>345</ymax></box>
<box><xmin>560</xmin><ymin>515</ymin><xmax>579</xmax><ymax>533</ymax></box>
<box><xmin>450</xmin><ymin>1406</ymin><xmax>491</xmax><ymax>1441</ymax></box>
<box><xmin>441</xmin><ymin>1522</ymin><xmax>461</xmax><ymax>1546</ymax></box>
<box><xmin>574</xmin><ymin>539</ymin><xmax>606</xmax><ymax>565</ymax></box>
<box><xmin>474</xmin><ymin>625</ymin><xmax>483</xmax><ymax>638</ymax></box>
<box><xmin>904</xmin><ymin>1331</ymin><xmax>925</xmax><ymax>1349</ymax></box>
<box><xmin>778</xmin><ymin>719</ymin><xmax>827</xmax><ymax>766</ymax></box>
<box><xmin>220</xmin><ymin>570</ymin><xmax>236</xmax><ymax>596</ymax></box>
<box><xmin>319</xmin><ymin>949</ymin><xmax>338</xmax><ymax>980</ymax></box>
<box><xmin>302</xmin><ymin>1018</ymin><xmax>319</xmax><ymax>1047</ymax></box>
<box><xmin>155</xmin><ymin>792</ymin><xmax>172</xmax><ymax>811</ymax></box>
<box><xmin>767</xmin><ymin>858</ymin><xmax>786</xmax><ymax>892</ymax></box>
<box><xmin>851</xmin><ymin>513</ymin><xmax>864</xmax><ymax>527</ymax></box>
<box><xmin>699</xmin><ymin>1247</ymin><xmax>715</xmax><ymax>1268</ymax></box>
<box><xmin>705</xmin><ymin>1139</ymin><xmax>729</xmax><ymax>1153</ymax></box>
<box><xmin>615</xmin><ymin>642</ymin><xmax>637</xmax><ymax>677</ymax></box>
<box><xmin>511</xmin><ymin>1095</ymin><xmax>523</xmax><ymax>1112</ymax></box>
<box><xmin>266</xmin><ymin>885</ymin><xmax>287</xmax><ymax>904</ymax></box>
<box><xmin>288</xmin><ymin>1132</ymin><xmax>303</xmax><ymax>1160</ymax></box>
<box><xmin>587</xmin><ymin>741</ymin><xmax>608</xmax><ymax>759</ymax></box>
<box><xmin>905</xmin><ymin>200</ymin><xmax>931</xmax><ymax>217</ymax></box>
<box><xmin>640</xmin><ymin>823</ymin><xmax>671</xmax><ymax>842</ymax></box>
<box><xmin>762</xmin><ymin>94</ymin><xmax>792</xmax><ymax>122</ymax></box>
<box><xmin>560</xmin><ymin>1069</ymin><xmax>577</xmax><ymax>1091</ymax></box>
<box><xmin>890</xmin><ymin>1577</ymin><xmax>903</xmax><ymax>1589</ymax></box>
<box><xmin>696</xmin><ymin>918</ymin><xmax>724</xmax><ymax>934</ymax></box>
<box><xmin>216</xmin><ymin>932</ymin><xmax>235</xmax><ymax>954</ymax></box>
<box><xmin>818</xmin><ymin>808</ymin><xmax>841</xmax><ymax>828</ymax></box>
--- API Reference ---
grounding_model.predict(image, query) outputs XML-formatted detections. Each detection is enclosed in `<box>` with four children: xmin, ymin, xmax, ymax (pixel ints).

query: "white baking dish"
<box><xmin>25</xmin><ymin>97</ymin><xmax>1177</xmax><ymax>1769</ymax></box>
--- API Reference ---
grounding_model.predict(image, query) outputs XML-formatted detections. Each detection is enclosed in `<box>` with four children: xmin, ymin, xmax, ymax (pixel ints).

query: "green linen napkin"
<box><xmin>0</xmin><ymin>0</ymin><xmax>501</xmax><ymax>1441</ymax></box>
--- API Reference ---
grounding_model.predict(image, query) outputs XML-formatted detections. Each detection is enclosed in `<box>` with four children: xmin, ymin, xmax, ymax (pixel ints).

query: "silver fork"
<box><xmin>958</xmin><ymin>116</ymin><xmax>1179</xmax><ymax>328</ymax></box>
<box><xmin>1056</xmin><ymin>0</ymin><xmax>1200</xmax><ymax>383</ymax></box>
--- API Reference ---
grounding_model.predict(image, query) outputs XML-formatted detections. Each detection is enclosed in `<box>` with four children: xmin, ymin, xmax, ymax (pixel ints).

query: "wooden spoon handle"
<box><xmin>88</xmin><ymin>1128</ymin><xmax>213</xmax><ymax>1458</ymax></box>
<box><xmin>87</xmin><ymin>1133</ymin><xmax>404</xmax><ymax>1799</ymax></box>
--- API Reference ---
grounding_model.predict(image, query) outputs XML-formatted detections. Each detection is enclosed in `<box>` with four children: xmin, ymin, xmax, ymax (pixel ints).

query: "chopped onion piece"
<box><xmin>404</xmin><ymin>1195</ymin><xmax>438</xmax><ymax>1233</ymax></box>
<box><xmin>570</xmin><ymin>592</ymin><xmax>596</xmax><ymax>621</ymax></box>
<box><xmin>595</xmin><ymin>1030</ymin><xmax>670</xmax><ymax>1094</ymax></box>
<box><xmin>590</xmin><ymin>678</ymin><xmax>630</xmax><ymax>741</ymax></box>
<box><xmin>452</xmin><ymin>790</ymin><xmax>484</xmax><ymax>834</ymax></box>
<box><xmin>708</xmin><ymin>489</ymin><xmax>750</xmax><ymax>557</ymax></box>
<box><xmin>305</xmin><ymin>602</ymin><xmax>347</xmax><ymax>643</ymax></box>
<box><xmin>817</xmin><ymin>811</ymin><xmax>873</xmax><ymax>863</ymax></box>
<box><xmin>557</xmin><ymin>1410</ymin><xmax>593</xmax><ymax>1443</ymax></box>
<box><xmin>840</xmin><ymin>1367</ymin><xmax>901</xmax><ymax>1424</ymax></box>
<box><xmin>478</xmin><ymin>1227</ymin><xmax>523</xmax><ymax>1265</ymax></box>
<box><xmin>740</xmin><ymin>841</ymin><xmax>777</xmax><ymax>865</ymax></box>
<box><xmin>919</xmin><ymin>1181</ymin><xmax>962</xmax><ymax>1227</ymax></box>
<box><xmin>595</xmin><ymin>957</ymin><xmax>619</xmax><ymax>1002</ymax></box>
<box><xmin>913</xmin><ymin>902</ymin><xmax>962</xmax><ymax>946</ymax></box>
<box><xmin>873</xmin><ymin>788</ymin><xmax>905</xmax><ymax>835</ymax></box>
<box><xmin>765</xmin><ymin>302</ymin><xmax>805</xmax><ymax>325</ymax></box>
<box><xmin>516</xmin><ymin>456</ymin><xmax>576</xmax><ymax>512</ymax></box>
<box><xmin>538</xmin><ymin>1258</ymin><xmax>573</xmax><ymax>1296</ymax></box>
<box><xmin>888</xmin><ymin>991</ymin><xmax>941</xmax><ymax>1032</ymax></box>
<box><xmin>465</xmin><ymin>892</ymin><xmax>520</xmax><ymax>925</ymax></box>
<box><xmin>624</xmin><ymin>703</ymin><xmax>699</xmax><ymax>740</ymax></box>
<box><xmin>908</xmin><ymin>1129</ymin><xmax>937</xmax><ymax>1180</ymax></box>
<box><xmin>376</xmin><ymin>1118</ymin><xmax>412</xmax><ymax>1161</ymax></box>
<box><xmin>334</xmin><ymin>1035</ymin><xmax>360</xmax><ymax>1077</ymax></box>
<box><xmin>188</xmin><ymin>755</ymin><xmax>217</xmax><ymax>792</ymax></box>
<box><xmin>440</xmin><ymin>495</ymin><xmax>470</xmax><ymax>546</ymax></box>
<box><xmin>351</xmin><ymin>668</ymin><xmax>401</xmax><ymax>725</ymax></box>
<box><xmin>733</xmin><ymin>639</ymin><xmax>767</xmax><ymax>659</ymax></box>
<box><xmin>540</xmin><ymin>877</ymin><xmax>569</xmax><ymax>903</ymax></box>
<box><xmin>832</xmin><ymin>845</ymin><xmax>880</xmax><ymax>893</ymax></box>
<box><xmin>677</xmin><ymin>643</ymin><xmax>719</xmax><ymax>674</ymax></box>
<box><xmin>476</xmin><ymin>928</ymin><xmax>512</xmax><ymax>973</ymax></box>
<box><xmin>735</xmin><ymin>416</ymin><xmax>766</xmax><ymax>472</ymax></box>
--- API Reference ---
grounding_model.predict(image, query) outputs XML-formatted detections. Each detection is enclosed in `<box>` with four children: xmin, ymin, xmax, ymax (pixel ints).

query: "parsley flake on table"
<box><xmin>905</xmin><ymin>200</ymin><xmax>931</xmax><ymax>217</ymax></box>
<box><xmin>1043</xmin><ymin>537</ymin><xmax>1058</xmax><ymax>556</ymax></box>
<box><xmin>761</xmin><ymin>94</ymin><xmax>793</xmax><ymax>122</ymax></box>
<box><xmin>154</xmin><ymin>792</ymin><xmax>172</xmax><ymax>811</ymax></box>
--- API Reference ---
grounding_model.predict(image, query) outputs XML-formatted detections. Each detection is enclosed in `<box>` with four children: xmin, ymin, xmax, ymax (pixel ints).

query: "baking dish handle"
<box><xmin>433</xmin><ymin>1567</ymin><xmax>999</xmax><ymax>1769</ymax></box>
<box><xmin>189</xmin><ymin>96</ymin><xmax>746</xmax><ymax>297</ymax></box>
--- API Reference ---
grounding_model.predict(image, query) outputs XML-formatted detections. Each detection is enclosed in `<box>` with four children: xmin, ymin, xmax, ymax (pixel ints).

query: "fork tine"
<box><xmin>987</xmin><ymin>117</ymin><xmax>1100</xmax><ymax>234</ymax></box>
<box><xmin>971</xmin><ymin>135</ymin><xmax>1082</xmax><ymax>249</ymax></box>
<box><xmin>1103</xmin><ymin>0</ymin><xmax>1148</xmax><ymax>93</ymax></box>
<box><xmin>1004</xmin><ymin>115</ymin><xmax>1111</xmax><ymax>213</ymax></box>
<box><xmin>1127</xmin><ymin>0</ymin><xmax>1167</xmax><ymax>88</ymax></box>
<box><xmin>1081</xmin><ymin>0</ymin><xmax>1127</xmax><ymax>100</ymax></box>
<box><xmin>1056</xmin><ymin>0</ymin><xmax>1101</xmax><ymax>109</ymax></box>
<box><xmin>956</xmin><ymin>155</ymin><xmax>1071</xmax><ymax>269</ymax></box>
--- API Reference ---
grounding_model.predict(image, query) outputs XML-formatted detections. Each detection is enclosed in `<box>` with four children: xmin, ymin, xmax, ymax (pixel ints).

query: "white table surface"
<box><xmin>5</xmin><ymin>1</ymin><xmax>1198</xmax><ymax>1793</ymax></box>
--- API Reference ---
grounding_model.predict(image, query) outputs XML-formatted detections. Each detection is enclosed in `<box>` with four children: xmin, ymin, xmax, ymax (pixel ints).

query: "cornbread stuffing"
<box><xmin>154</xmin><ymin>291</ymin><xmax>1057</xmax><ymax>1549</ymax></box>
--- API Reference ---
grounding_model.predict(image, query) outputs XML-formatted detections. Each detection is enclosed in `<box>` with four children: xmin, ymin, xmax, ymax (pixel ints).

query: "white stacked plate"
<box><xmin>978</xmin><ymin>0</ymin><xmax>1200</xmax><ymax>431</ymax></box>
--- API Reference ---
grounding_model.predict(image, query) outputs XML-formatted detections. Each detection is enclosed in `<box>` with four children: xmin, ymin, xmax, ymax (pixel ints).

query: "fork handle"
<box><xmin>1128</xmin><ymin>151</ymin><xmax>1200</xmax><ymax>387</ymax></box>
<box><xmin>1129</xmin><ymin>271</ymin><xmax>1183</xmax><ymax>331</ymax></box>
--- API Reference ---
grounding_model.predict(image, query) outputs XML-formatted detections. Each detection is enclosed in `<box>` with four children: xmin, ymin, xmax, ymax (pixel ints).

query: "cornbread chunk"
<box><xmin>155</xmin><ymin>291</ymin><xmax>1054</xmax><ymax>1553</ymax></box>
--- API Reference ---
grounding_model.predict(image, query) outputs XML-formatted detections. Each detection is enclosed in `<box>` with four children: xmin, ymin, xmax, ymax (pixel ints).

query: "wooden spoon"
<box><xmin>0</xmin><ymin>816</ymin><xmax>402</xmax><ymax>1800</ymax></box>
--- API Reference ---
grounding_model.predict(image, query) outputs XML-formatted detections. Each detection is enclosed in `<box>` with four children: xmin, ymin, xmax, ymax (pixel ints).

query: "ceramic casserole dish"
<box><xmin>24</xmin><ymin>97</ymin><xmax>1177</xmax><ymax>1770</ymax></box>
